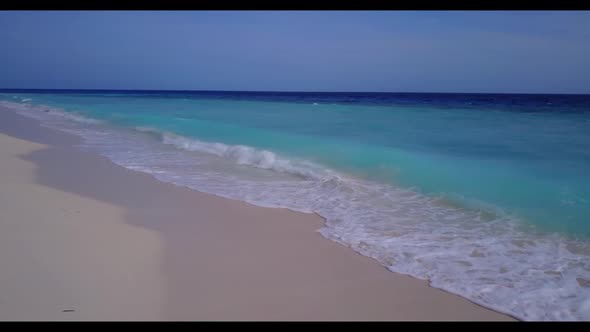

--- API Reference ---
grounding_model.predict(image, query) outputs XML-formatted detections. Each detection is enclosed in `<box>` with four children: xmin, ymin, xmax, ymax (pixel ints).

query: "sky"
<box><xmin>0</xmin><ymin>11</ymin><xmax>589</xmax><ymax>94</ymax></box>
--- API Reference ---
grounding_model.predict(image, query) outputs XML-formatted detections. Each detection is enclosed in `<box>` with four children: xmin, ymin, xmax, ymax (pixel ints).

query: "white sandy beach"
<box><xmin>0</xmin><ymin>106</ymin><xmax>514</xmax><ymax>321</ymax></box>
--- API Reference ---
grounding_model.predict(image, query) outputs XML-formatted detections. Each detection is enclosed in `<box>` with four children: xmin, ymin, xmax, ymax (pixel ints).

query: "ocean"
<box><xmin>1</xmin><ymin>89</ymin><xmax>589</xmax><ymax>320</ymax></box>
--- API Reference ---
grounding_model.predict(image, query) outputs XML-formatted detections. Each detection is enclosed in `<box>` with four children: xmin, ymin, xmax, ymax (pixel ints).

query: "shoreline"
<box><xmin>0</xmin><ymin>106</ymin><xmax>514</xmax><ymax>320</ymax></box>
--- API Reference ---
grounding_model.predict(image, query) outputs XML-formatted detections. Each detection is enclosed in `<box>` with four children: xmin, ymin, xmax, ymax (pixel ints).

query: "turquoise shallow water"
<box><xmin>1</xmin><ymin>90</ymin><xmax>590</xmax><ymax>320</ymax></box>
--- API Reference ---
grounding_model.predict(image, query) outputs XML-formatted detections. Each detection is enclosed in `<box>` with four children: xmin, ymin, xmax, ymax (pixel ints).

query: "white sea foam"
<box><xmin>3</xmin><ymin>100</ymin><xmax>590</xmax><ymax>321</ymax></box>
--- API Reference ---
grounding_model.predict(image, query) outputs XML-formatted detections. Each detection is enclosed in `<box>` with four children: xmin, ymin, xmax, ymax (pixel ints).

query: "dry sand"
<box><xmin>0</xmin><ymin>107</ymin><xmax>514</xmax><ymax>321</ymax></box>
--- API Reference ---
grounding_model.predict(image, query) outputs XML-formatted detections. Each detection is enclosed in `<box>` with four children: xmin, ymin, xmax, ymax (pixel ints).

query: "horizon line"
<box><xmin>1</xmin><ymin>88</ymin><xmax>589</xmax><ymax>96</ymax></box>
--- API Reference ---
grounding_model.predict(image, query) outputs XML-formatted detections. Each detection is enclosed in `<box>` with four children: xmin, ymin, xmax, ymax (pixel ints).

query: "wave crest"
<box><xmin>135</xmin><ymin>127</ymin><xmax>335</xmax><ymax>181</ymax></box>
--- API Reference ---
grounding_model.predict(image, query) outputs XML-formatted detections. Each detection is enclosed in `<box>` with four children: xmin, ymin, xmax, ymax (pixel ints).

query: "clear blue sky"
<box><xmin>1</xmin><ymin>11</ymin><xmax>589</xmax><ymax>94</ymax></box>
